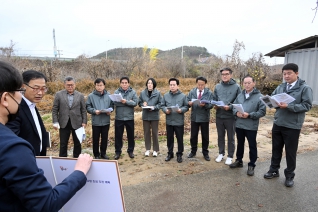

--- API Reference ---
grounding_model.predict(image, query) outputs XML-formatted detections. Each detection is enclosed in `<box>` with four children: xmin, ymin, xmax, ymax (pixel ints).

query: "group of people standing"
<box><xmin>3</xmin><ymin>61</ymin><xmax>314</xmax><ymax>193</ymax></box>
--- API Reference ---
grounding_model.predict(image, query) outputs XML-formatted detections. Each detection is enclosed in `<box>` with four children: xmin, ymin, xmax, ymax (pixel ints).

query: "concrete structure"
<box><xmin>265</xmin><ymin>35</ymin><xmax>318</xmax><ymax>104</ymax></box>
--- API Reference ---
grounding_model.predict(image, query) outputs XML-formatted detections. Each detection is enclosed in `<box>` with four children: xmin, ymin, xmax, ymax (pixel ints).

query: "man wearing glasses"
<box><xmin>52</xmin><ymin>76</ymin><xmax>87</xmax><ymax>158</ymax></box>
<box><xmin>213</xmin><ymin>68</ymin><xmax>241</xmax><ymax>165</ymax></box>
<box><xmin>6</xmin><ymin>70</ymin><xmax>50</xmax><ymax>156</ymax></box>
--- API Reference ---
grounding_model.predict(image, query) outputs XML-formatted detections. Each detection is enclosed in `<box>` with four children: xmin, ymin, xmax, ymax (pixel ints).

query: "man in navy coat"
<box><xmin>6</xmin><ymin>70</ymin><xmax>49</xmax><ymax>156</ymax></box>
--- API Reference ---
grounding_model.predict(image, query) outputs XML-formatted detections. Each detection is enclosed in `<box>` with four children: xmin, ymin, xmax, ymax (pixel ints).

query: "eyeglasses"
<box><xmin>24</xmin><ymin>83</ymin><xmax>48</xmax><ymax>93</ymax></box>
<box><xmin>65</xmin><ymin>84</ymin><xmax>75</xmax><ymax>87</ymax></box>
<box><xmin>221</xmin><ymin>73</ymin><xmax>230</xmax><ymax>76</ymax></box>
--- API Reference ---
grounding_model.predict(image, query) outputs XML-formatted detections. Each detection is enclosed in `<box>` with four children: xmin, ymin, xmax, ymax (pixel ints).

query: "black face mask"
<box><xmin>6</xmin><ymin>106</ymin><xmax>20</xmax><ymax>122</ymax></box>
<box><xmin>5</xmin><ymin>93</ymin><xmax>20</xmax><ymax>122</ymax></box>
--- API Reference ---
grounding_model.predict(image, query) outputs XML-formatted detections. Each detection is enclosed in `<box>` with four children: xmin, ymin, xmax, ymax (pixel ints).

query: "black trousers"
<box><xmin>59</xmin><ymin>119</ymin><xmax>81</xmax><ymax>158</ymax></box>
<box><xmin>92</xmin><ymin>125</ymin><xmax>110</xmax><ymax>157</ymax></box>
<box><xmin>190</xmin><ymin>121</ymin><xmax>209</xmax><ymax>155</ymax></box>
<box><xmin>269</xmin><ymin>124</ymin><xmax>300</xmax><ymax>178</ymax></box>
<box><xmin>166</xmin><ymin>124</ymin><xmax>184</xmax><ymax>156</ymax></box>
<box><xmin>235</xmin><ymin>128</ymin><xmax>258</xmax><ymax>167</ymax></box>
<box><xmin>115</xmin><ymin>120</ymin><xmax>135</xmax><ymax>154</ymax></box>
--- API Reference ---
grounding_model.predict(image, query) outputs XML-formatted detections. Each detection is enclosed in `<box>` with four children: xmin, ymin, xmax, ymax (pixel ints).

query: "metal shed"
<box><xmin>265</xmin><ymin>35</ymin><xmax>318</xmax><ymax>105</ymax></box>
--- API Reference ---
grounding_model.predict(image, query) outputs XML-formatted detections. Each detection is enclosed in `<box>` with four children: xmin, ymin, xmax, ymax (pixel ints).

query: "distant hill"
<box><xmin>91</xmin><ymin>46</ymin><xmax>213</xmax><ymax>60</ymax></box>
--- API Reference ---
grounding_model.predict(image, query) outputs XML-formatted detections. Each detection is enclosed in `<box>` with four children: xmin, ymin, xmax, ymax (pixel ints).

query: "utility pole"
<box><xmin>53</xmin><ymin>29</ymin><xmax>57</xmax><ymax>58</ymax></box>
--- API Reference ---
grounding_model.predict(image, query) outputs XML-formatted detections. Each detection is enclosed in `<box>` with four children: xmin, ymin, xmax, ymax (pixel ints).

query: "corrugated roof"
<box><xmin>265</xmin><ymin>35</ymin><xmax>318</xmax><ymax>57</ymax></box>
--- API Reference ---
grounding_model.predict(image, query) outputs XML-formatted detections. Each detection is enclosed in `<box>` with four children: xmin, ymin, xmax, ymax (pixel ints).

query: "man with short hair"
<box><xmin>213</xmin><ymin>68</ymin><xmax>241</xmax><ymax>165</ymax></box>
<box><xmin>6</xmin><ymin>70</ymin><xmax>49</xmax><ymax>156</ymax></box>
<box><xmin>86</xmin><ymin>78</ymin><xmax>113</xmax><ymax>159</ymax></box>
<box><xmin>264</xmin><ymin>63</ymin><xmax>313</xmax><ymax>187</ymax></box>
<box><xmin>113</xmin><ymin>76</ymin><xmax>138</xmax><ymax>160</ymax></box>
<box><xmin>52</xmin><ymin>76</ymin><xmax>87</xmax><ymax>158</ymax></box>
<box><xmin>161</xmin><ymin>78</ymin><xmax>189</xmax><ymax>163</ymax></box>
<box><xmin>229</xmin><ymin>75</ymin><xmax>266</xmax><ymax>176</ymax></box>
<box><xmin>187</xmin><ymin>76</ymin><xmax>214</xmax><ymax>161</ymax></box>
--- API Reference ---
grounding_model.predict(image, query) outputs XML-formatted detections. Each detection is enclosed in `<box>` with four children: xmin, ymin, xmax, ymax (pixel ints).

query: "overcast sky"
<box><xmin>1</xmin><ymin>0</ymin><xmax>317</xmax><ymax>64</ymax></box>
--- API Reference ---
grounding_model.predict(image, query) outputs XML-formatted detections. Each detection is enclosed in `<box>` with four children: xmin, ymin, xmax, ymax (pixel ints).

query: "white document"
<box><xmin>48</xmin><ymin>132</ymin><xmax>51</xmax><ymax>148</ymax></box>
<box><xmin>211</xmin><ymin>100</ymin><xmax>225</xmax><ymax>107</ymax></box>
<box><xmin>167</xmin><ymin>104</ymin><xmax>180</xmax><ymax>112</ymax></box>
<box><xmin>200</xmin><ymin>99</ymin><xmax>211</xmax><ymax>104</ymax></box>
<box><xmin>260</xmin><ymin>93</ymin><xmax>295</xmax><ymax>108</ymax></box>
<box><xmin>75</xmin><ymin>127</ymin><xmax>86</xmax><ymax>143</ymax></box>
<box><xmin>271</xmin><ymin>93</ymin><xmax>295</xmax><ymax>104</ymax></box>
<box><xmin>232</xmin><ymin>104</ymin><xmax>245</xmax><ymax>113</ymax></box>
<box><xmin>260</xmin><ymin>95</ymin><xmax>279</xmax><ymax>108</ymax></box>
<box><xmin>100</xmin><ymin>108</ymin><xmax>113</xmax><ymax>113</ymax></box>
<box><xmin>36</xmin><ymin>157</ymin><xmax>126</xmax><ymax>212</ymax></box>
<box><xmin>109</xmin><ymin>94</ymin><xmax>123</xmax><ymax>102</ymax></box>
<box><xmin>142</xmin><ymin>106</ymin><xmax>155</xmax><ymax>110</ymax></box>
<box><xmin>191</xmin><ymin>99</ymin><xmax>200</xmax><ymax>104</ymax></box>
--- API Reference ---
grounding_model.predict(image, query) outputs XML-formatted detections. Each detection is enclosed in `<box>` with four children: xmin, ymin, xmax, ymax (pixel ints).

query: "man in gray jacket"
<box><xmin>187</xmin><ymin>76</ymin><xmax>214</xmax><ymax>161</ymax></box>
<box><xmin>52</xmin><ymin>76</ymin><xmax>87</xmax><ymax>158</ymax></box>
<box><xmin>214</xmin><ymin>68</ymin><xmax>241</xmax><ymax>165</ymax></box>
<box><xmin>264</xmin><ymin>63</ymin><xmax>313</xmax><ymax>187</ymax></box>
<box><xmin>113</xmin><ymin>76</ymin><xmax>138</xmax><ymax>160</ymax></box>
<box><xmin>161</xmin><ymin>78</ymin><xmax>189</xmax><ymax>163</ymax></box>
<box><xmin>86</xmin><ymin>78</ymin><xmax>114</xmax><ymax>159</ymax></box>
<box><xmin>229</xmin><ymin>76</ymin><xmax>266</xmax><ymax>176</ymax></box>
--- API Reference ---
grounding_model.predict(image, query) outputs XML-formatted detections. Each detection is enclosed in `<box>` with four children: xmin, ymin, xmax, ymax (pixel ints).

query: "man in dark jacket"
<box><xmin>187</xmin><ymin>76</ymin><xmax>214</xmax><ymax>161</ymax></box>
<box><xmin>229</xmin><ymin>76</ymin><xmax>266</xmax><ymax>176</ymax></box>
<box><xmin>86</xmin><ymin>78</ymin><xmax>114</xmax><ymax>159</ymax></box>
<box><xmin>113</xmin><ymin>76</ymin><xmax>138</xmax><ymax>160</ymax></box>
<box><xmin>213</xmin><ymin>68</ymin><xmax>241</xmax><ymax>165</ymax></box>
<box><xmin>264</xmin><ymin>63</ymin><xmax>313</xmax><ymax>187</ymax></box>
<box><xmin>6</xmin><ymin>70</ymin><xmax>49</xmax><ymax>156</ymax></box>
<box><xmin>161</xmin><ymin>78</ymin><xmax>189</xmax><ymax>163</ymax></box>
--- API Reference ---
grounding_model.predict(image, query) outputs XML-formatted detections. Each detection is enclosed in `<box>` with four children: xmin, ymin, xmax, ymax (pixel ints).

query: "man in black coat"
<box><xmin>6</xmin><ymin>70</ymin><xmax>49</xmax><ymax>156</ymax></box>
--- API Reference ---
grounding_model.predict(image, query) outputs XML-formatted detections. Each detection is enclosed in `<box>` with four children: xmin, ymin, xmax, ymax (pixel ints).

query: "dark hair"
<box><xmin>196</xmin><ymin>76</ymin><xmax>207</xmax><ymax>83</ymax></box>
<box><xmin>282</xmin><ymin>63</ymin><xmax>298</xmax><ymax>73</ymax></box>
<box><xmin>146</xmin><ymin>78</ymin><xmax>157</xmax><ymax>89</ymax></box>
<box><xmin>0</xmin><ymin>61</ymin><xmax>23</xmax><ymax>94</ymax></box>
<box><xmin>22</xmin><ymin>70</ymin><xmax>47</xmax><ymax>83</ymax></box>
<box><xmin>242</xmin><ymin>75</ymin><xmax>255</xmax><ymax>82</ymax></box>
<box><xmin>169</xmin><ymin>77</ymin><xmax>179</xmax><ymax>85</ymax></box>
<box><xmin>94</xmin><ymin>78</ymin><xmax>106</xmax><ymax>85</ymax></box>
<box><xmin>220</xmin><ymin>67</ymin><xmax>233</xmax><ymax>74</ymax></box>
<box><xmin>120</xmin><ymin>76</ymin><xmax>130</xmax><ymax>83</ymax></box>
<box><xmin>64</xmin><ymin>76</ymin><xmax>75</xmax><ymax>83</ymax></box>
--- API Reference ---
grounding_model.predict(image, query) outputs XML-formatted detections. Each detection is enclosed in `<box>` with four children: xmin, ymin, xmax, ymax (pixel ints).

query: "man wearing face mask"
<box><xmin>0</xmin><ymin>61</ymin><xmax>93</xmax><ymax>211</ymax></box>
<box><xmin>6</xmin><ymin>70</ymin><xmax>49</xmax><ymax>156</ymax></box>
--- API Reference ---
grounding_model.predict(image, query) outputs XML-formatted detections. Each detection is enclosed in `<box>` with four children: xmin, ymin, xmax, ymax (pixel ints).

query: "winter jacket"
<box><xmin>113</xmin><ymin>87</ymin><xmax>138</xmax><ymax>121</ymax></box>
<box><xmin>187</xmin><ymin>87</ymin><xmax>214</xmax><ymax>122</ymax></box>
<box><xmin>138</xmin><ymin>88</ymin><xmax>162</xmax><ymax>121</ymax></box>
<box><xmin>232</xmin><ymin>88</ymin><xmax>266</xmax><ymax>131</ymax></box>
<box><xmin>161</xmin><ymin>90</ymin><xmax>189</xmax><ymax>126</ymax></box>
<box><xmin>86</xmin><ymin>90</ymin><xmax>114</xmax><ymax>126</ymax></box>
<box><xmin>214</xmin><ymin>78</ymin><xmax>241</xmax><ymax>119</ymax></box>
<box><xmin>272</xmin><ymin>78</ymin><xmax>313</xmax><ymax>129</ymax></box>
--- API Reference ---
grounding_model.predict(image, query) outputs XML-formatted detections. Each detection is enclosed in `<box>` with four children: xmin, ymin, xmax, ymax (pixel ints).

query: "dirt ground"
<box><xmin>47</xmin><ymin>113</ymin><xmax>318</xmax><ymax>187</ymax></box>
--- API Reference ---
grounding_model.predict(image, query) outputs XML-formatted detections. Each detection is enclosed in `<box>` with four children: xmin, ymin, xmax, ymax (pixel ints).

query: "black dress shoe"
<box><xmin>95</xmin><ymin>155</ymin><xmax>100</xmax><ymax>159</ymax></box>
<box><xmin>229</xmin><ymin>160</ymin><xmax>243</xmax><ymax>168</ymax></box>
<box><xmin>285</xmin><ymin>177</ymin><xmax>294</xmax><ymax>187</ymax></box>
<box><xmin>187</xmin><ymin>152</ymin><xmax>196</xmax><ymax>158</ymax></box>
<box><xmin>128</xmin><ymin>152</ymin><xmax>134</xmax><ymax>158</ymax></box>
<box><xmin>264</xmin><ymin>171</ymin><xmax>280</xmax><ymax>179</ymax></box>
<box><xmin>165</xmin><ymin>154</ymin><xmax>174</xmax><ymax>161</ymax></box>
<box><xmin>177</xmin><ymin>156</ymin><xmax>183</xmax><ymax>163</ymax></box>
<box><xmin>114</xmin><ymin>154</ymin><xmax>120</xmax><ymax>160</ymax></box>
<box><xmin>247</xmin><ymin>166</ymin><xmax>255</xmax><ymax>176</ymax></box>
<box><xmin>101</xmin><ymin>154</ymin><xmax>109</xmax><ymax>160</ymax></box>
<box><xmin>204</xmin><ymin>155</ymin><xmax>210</xmax><ymax>161</ymax></box>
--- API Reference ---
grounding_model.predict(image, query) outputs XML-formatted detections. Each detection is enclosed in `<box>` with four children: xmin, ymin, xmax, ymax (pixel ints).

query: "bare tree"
<box><xmin>0</xmin><ymin>40</ymin><xmax>16</xmax><ymax>57</ymax></box>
